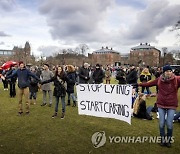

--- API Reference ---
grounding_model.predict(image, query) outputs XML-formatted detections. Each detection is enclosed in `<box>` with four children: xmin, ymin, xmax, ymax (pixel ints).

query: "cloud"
<box><xmin>0</xmin><ymin>0</ymin><xmax>15</xmax><ymax>12</ymax></box>
<box><xmin>0</xmin><ymin>31</ymin><xmax>11</xmax><ymax>37</ymax></box>
<box><xmin>39</xmin><ymin>0</ymin><xmax>180</xmax><ymax>51</ymax></box>
<box><xmin>39</xmin><ymin>0</ymin><xmax>112</xmax><ymax>43</ymax></box>
<box><xmin>37</xmin><ymin>45</ymin><xmax>61</xmax><ymax>56</ymax></box>
<box><xmin>0</xmin><ymin>41</ymin><xmax>5</xmax><ymax>45</ymax></box>
<box><xmin>124</xmin><ymin>0</ymin><xmax>180</xmax><ymax>44</ymax></box>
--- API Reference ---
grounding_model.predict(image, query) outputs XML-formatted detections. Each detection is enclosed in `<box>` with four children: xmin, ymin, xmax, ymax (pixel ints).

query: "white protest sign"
<box><xmin>76</xmin><ymin>84</ymin><xmax>132</xmax><ymax>124</ymax></box>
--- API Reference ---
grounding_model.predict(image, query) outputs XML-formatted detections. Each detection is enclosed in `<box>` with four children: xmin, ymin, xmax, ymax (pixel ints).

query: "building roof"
<box><xmin>131</xmin><ymin>43</ymin><xmax>156</xmax><ymax>50</ymax></box>
<box><xmin>93</xmin><ymin>47</ymin><xmax>119</xmax><ymax>54</ymax></box>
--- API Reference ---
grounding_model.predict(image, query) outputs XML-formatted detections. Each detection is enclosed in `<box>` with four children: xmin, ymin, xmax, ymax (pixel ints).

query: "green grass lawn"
<box><xmin>0</xmin><ymin>78</ymin><xmax>179</xmax><ymax>154</ymax></box>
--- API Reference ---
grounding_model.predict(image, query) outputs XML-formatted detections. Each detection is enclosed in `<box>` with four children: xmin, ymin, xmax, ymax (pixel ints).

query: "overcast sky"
<box><xmin>0</xmin><ymin>0</ymin><xmax>180</xmax><ymax>57</ymax></box>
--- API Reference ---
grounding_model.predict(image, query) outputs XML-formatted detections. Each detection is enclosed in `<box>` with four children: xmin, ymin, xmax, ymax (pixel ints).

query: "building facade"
<box><xmin>0</xmin><ymin>42</ymin><xmax>31</xmax><ymax>64</ymax></box>
<box><xmin>91</xmin><ymin>46</ymin><xmax>121</xmax><ymax>66</ymax></box>
<box><xmin>130</xmin><ymin>43</ymin><xmax>161</xmax><ymax>66</ymax></box>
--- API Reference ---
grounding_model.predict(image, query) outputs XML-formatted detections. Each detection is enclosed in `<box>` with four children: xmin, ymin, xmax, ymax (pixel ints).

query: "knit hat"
<box><xmin>163</xmin><ymin>65</ymin><xmax>172</xmax><ymax>73</ymax></box>
<box><xmin>96</xmin><ymin>63</ymin><xmax>100</xmax><ymax>67</ymax></box>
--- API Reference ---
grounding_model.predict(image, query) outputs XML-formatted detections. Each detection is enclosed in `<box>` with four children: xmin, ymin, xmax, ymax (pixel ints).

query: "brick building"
<box><xmin>91</xmin><ymin>46</ymin><xmax>121</xmax><ymax>66</ymax></box>
<box><xmin>130</xmin><ymin>43</ymin><xmax>161</xmax><ymax>66</ymax></box>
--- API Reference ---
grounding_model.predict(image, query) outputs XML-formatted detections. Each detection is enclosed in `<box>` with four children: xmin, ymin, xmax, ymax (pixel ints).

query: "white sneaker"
<box><xmin>156</xmin><ymin>112</ymin><xmax>159</xmax><ymax>119</ymax></box>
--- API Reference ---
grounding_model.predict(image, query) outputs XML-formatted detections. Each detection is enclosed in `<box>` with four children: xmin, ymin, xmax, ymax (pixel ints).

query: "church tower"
<box><xmin>24</xmin><ymin>41</ymin><xmax>31</xmax><ymax>56</ymax></box>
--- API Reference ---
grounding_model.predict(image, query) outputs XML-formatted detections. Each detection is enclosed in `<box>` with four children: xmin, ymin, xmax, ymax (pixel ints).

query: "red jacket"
<box><xmin>139</xmin><ymin>75</ymin><xmax>180</xmax><ymax>109</ymax></box>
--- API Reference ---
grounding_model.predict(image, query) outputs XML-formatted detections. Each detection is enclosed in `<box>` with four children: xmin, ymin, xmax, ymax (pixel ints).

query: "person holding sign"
<box><xmin>92</xmin><ymin>64</ymin><xmax>105</xmax><ymax>84</ymax></box>
<box><xmin>40</xmin><ymin>66</ymin><xmax>67</xmax><ymax>119</ymax></box>
<box><xmin>138</xmin><ymin>65</ymin><xmax>180</xmax><ymax>147</ymax></box>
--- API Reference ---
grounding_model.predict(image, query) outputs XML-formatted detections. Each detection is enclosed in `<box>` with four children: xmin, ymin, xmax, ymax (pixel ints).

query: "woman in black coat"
<box><xmin>29</xmin><ymin>67</ymin><xmax>40</xmax><ymax>105</ymax></box>
<box><xmin>6</xmin><ymin>65</ymin><xmax>17</xmax><ymax>97</ymax></box>
<box><xmin>66</xmin><ymin>65</ymin><xmax>77</xmax><ymax>107</ymax></box>
<box><xmin>41</xmin><ymin>66</ymin><xmax>67</xmax><ymax>119</ymax></box>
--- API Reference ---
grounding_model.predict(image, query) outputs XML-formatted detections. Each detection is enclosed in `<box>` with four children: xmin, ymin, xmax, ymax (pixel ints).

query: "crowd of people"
<box><xmin>0</xmin><ymin>61</ymin><xmax>180</xmax><ymax>147</ymax></box>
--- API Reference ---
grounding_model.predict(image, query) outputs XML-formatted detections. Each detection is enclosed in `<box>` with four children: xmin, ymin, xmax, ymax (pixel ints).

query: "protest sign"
<box><xmin>76</xmin><ymin>84</ymin><xmax>132</xmax><ymax>124</ymax></box>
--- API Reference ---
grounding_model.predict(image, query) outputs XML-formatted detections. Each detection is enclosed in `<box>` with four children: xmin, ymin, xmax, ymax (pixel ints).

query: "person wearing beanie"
<box><xmin>163</xmin><ymin>65</ymin><xmax>172</xmax><ymax>73</ymax></box>
<box><xmin>138</xmin><ymin>65</ymin><xmax>180</xmax><ymax>147</ymax></box>
<box><xmin>92</xmin><ymin>64</ymin><xmax>105</xmax><ymax>84</ymax></box>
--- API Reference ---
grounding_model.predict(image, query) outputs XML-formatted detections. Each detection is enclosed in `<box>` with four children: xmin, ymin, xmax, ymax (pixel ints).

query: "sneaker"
<box><xmin>61</xmin><ymin>112</ymin><xmax>65</xmax><ymax>119</ymax></box>
<box><xmin>26</xmin><ymin>111</ymin><xmax>30</xmax><ymax>115</ymax></box>
<box><xmin>41</xmin><ymin>103</ymin><xmax>47</xmax><ymax>106</ymax></box>
<box><xmin>17</xmin><ymin>112</ymin><xmax>23</xmax><ymax>116</ymax></box>
<box><xmin>156</xmin><ymin>112</ymin><xmax>159</xmax><ymax>119</ymax></box>
<box><xmin>52</xmin><ymin>113</ymin><xmax>57</xmax><ymax>118</ymax></box>
<box><xmin>48</xmin><ymin>104</ymin><xmax>52</xmax><ymax>107</ymax></box>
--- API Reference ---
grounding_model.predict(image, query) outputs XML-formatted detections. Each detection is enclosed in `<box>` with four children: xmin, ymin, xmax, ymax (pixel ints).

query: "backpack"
<box><xmin>157</xmin><ymin>76</ymin><xmax>178</xmax><ymax>92</ymax></box>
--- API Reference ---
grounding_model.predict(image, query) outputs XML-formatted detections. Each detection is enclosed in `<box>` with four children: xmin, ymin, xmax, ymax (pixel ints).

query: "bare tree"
<box><xmin>171</xmin><ymin>18</ymin><xmax>180</xmax><ymax>41</ymax></box>
<box><xmin>78</xmin><ymin>44</ymin><xmax>89</xmax><ymax>56</ymax></box>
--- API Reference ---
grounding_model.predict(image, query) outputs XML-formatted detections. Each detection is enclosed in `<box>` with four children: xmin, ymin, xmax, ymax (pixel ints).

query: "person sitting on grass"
<box><xmin>174</xmin><ymin>111</ymin><xmax>180</xmax><ymax>122</ymax></box>
<box><xmin>133</xmin><ymin>93</ymin><xmax>153</xmax><ymax>120</ymax></box>
<box><xmin>41</xmin><ymin>66</ymin><xmax>67</xmax><ymax>119</ymax></box>
<box><xmin>137</xmin><ymin>65</ymin><xmax>180</xmax><ymax>147</ymax></box>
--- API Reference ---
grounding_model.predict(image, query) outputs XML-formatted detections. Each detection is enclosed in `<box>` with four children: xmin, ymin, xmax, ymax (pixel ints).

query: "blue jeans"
<box><xmin>67</xmin><ymin>93</ymin><xmax>76</xmax><ymax>102</ymax></box>
<box><xmin>55</xmin><ymin>96</ymin><xmax>65</xmax><ymax>113</ymax></box>
<box><xmin>158</xmin><ymin>108</ymin><xmax>175</xmax><ymax>142</ymax></box>
<box><xmin>141</xmin><ymin>87</ymin><xmax>151</xmax><ymax>94</ymax></box>
<box><xmin>147</xmin><ymin>106</ymin><xmax>153</xmax><ymax>115</ymax></box>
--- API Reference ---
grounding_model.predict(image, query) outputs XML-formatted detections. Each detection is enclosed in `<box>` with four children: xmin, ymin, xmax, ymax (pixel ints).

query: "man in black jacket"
<box><xmin>92</xmin><ymin>64</ymin><xmax>105</xmax><ymax>84</ymax></box>
<box><xmin>127</xmin><ymin>65</ymin><xmax>138</xmax><ymax>92</ymax></box>
<box><xmin>78</xmin><ymin>62</ymin><xmax>90</xmax><ymax>84</ymax></box>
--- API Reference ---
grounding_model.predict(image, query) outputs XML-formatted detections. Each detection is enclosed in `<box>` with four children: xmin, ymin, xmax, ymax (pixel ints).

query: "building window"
<box><xmin>0</xmin><ymin>51</ymin><xmax>4</xmax><ymax>55</ymax></box>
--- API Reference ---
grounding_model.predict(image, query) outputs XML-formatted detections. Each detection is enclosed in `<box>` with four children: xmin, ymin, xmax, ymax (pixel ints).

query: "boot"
<box><xmin>166</xmin><ymin>128</ymin><xmax>173</xmax><ymax>147</ymax></box>
<box><xmin>66</xmin><ymin>100</ymin><xmax>70</xmax><ymax>106</ymax></box>
<box><xmin>72</xmin><ymin>101</ymin><xmax>76</xmax><ymax>107</ymax></box>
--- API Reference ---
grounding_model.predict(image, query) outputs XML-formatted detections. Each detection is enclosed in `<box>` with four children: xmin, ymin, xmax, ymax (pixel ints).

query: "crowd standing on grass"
<box><xmin>0</xmin><ymin>60</ymin><xmax>180</xmax><ymax>147</ymax></box>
